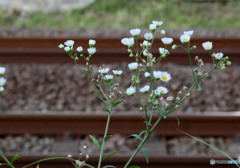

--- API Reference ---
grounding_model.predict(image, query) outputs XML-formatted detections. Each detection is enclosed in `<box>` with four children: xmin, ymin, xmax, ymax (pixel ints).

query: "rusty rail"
<box><xmin>0</xmin><ymin>112</ymin><xmax>239</xmax><ymax>137</ymax></box>
<box><xmin>1</xmin><ymin>155</ymin><xmax>239</xmax><ymax>168</ymax></box>
<box><xmin>0</xmin><ymin>112</ymin><xmax>239</xmax><ymax>167</ymax></box>
<box><xmin>0</xmin><ymin>38</ymin><xmax>239</xmax><ymax>64</ymax></box>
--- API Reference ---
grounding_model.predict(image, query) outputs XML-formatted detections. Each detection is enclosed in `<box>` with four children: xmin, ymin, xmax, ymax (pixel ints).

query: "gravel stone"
<box><xmin>0</xmin><ymin>63</ymin><xmax>239</xmax><ymax>113</ymax></box>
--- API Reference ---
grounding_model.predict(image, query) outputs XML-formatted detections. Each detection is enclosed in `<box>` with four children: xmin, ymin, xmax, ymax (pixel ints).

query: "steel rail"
<box><xmin>0</xmin><ymin>38</ymin><xmax>239</xmax><ymax>64</ymax></box>
<box><xmin>0</xmin><ymin>112</ymin><xmax>239</xmax><ymax>137</ymax></box>
<box><xmin>1</xmin><ymin>155</ymin><xmax>238</xmax><ymax>168</ymax></box>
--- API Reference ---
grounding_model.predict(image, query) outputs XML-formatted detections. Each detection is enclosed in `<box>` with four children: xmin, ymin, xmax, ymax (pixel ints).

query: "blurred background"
<box><xmin>0</xmin><ymin>0</ymin><xmax>239</xmax><ymax>167</ymax></box>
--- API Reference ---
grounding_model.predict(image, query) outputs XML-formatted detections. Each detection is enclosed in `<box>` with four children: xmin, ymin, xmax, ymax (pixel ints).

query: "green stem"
<box><xmin>124</xmin><ymin>115</ymin><xmax>163</xmax><ymax>168</ymax></box>
<box><xmin>23</xmin><ymin>156</ymin><xmax>94</xmax><ymax>168</ymax></box>
<box><xmin>124</xmin><ymin>63</ymin><xmax>218</xmax><ymax>168</ymax></box>
<box><xmin>186</xmin><ymin>47</ymin><xmax>196</xmax><ymax>81</ymax></box>
<box><xmin>0</xmin><ymin>152</ymin><xmax>14</xmax><ymax>168</ymax></box>
<box><xmin>97</xmin><ymin>104</ymin><xmax>113</xmax><ymax>168</ymax></box>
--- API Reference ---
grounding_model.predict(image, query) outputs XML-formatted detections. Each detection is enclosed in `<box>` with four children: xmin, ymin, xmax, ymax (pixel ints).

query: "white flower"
<box><xmin>98</xmin><ymin>68</ymin><xmax>109</xmax><ymax>74</ymax></box>
<box><xmin>202</xmin><ymin>41</ymin><xmax>213</xmax><ymax>50</ymax></box>
<box><xmin>144</xmin><ymin>33</ymin><xmax>153</xmax><ymax>40</ymax></box>
<box><xmin>161</xmin><ymin>37</ymin><xmax>173</xmax><ymax>45</ymax></box>
<box><xmin>89</xmin><ymin>39</ymin><xmax>96</xmax><ymax>46</ymax></box>
<box><xmin>143</xmin><ymin>40</ymin><xmax>151</xmax><ymax>47</ymax></box>
<box><xmin>160</xmin><ymin>72</ymin><xmax>171</xmax><ymax>82</ymax></box>
<box><xmin>87</xmin><ymin>47</ymin><xmax>96</xmax><ymax>55</ymax></box>
<box><xmin>128</xmin><ymin>62</ymin><xmax>138</xmax><ymax>71</ymax></box>
<box><xmin>159</xmin><ymin>48</ymin><xmax>169</xmax><ymax>55</ymax></box>
<box><xmin>64</xmin><ymin>46</ymin><xmax>71</xmax><ymax>52</ymax></box>
<box><xmin>67</xmin><ymin>154</ymin><xmax>72</xmax><ymax>158</ymax></box>
<box><xmin>144</xmin><ymin>72</ymin><xmax>151</xmax><ymax>78</ymax></box>
<box><xmin>140</xmin><ymin>85</ymin><xmax>150</xmax><ymax>93</ymax></box>
<box><xmin>0</xmin><ymin>86</ymin><xmax>4</xmax><ymax>92</ymax></box>
<box><xmin>75</xmin><ymin>160</ymin><xmax>85</xmax><ymax>167</ymax></box>
<box><xmin>0</xmin><ymin>67</ymin><xmax>6</xmax><ymax>75</ymax></box>
<box><xmin>214</xmin><ymin>52</ymin><xmax>224</xmax><ymax>60</ymax></box>
<box><xmin>0</xmin><ymin>77</ymin><xmax>6</xmax><ymax>86</ymax></box>
<box><xmin>130</xmin><ymin>28</ymin><xmax>141</xmax><ymax>36</ymax></box>
<box><xmin>180</xmin><ymin>34</ymin><xmax>191</xmax><ymax>43</ymax></box>
<box><xmin>112</xmin><ymin>70</ymin><xmax>123</xmax><ymax>76</ymax></box>
<box><xmin>154</xmin><ymin>86</ymin><xmax>168</xmax><ymax>96</ymax></box>
<box><xmin>121</xmin><ymin>37</ymin><xmax>135</xmax><ymax>47</ymax></box>
<box><xmin>64</xmin><ymin>40</ymin><xmax>74</xmax><ymax>47</ymax></box>
<box><xmin>152</xmin><ymin>20</ymin><xmax>163</xmax><ymax>26</ymax></box>
<box><xmin>104</xmin><ymin>75</ymin><xmax>113</xmax><ymax>82</ymax></box>
<box><xmin>76</xmin><ymin>46</ymin><xmax>83</xmax><ymax>52</ymax></box>
<box><xmin>183</xmin><ymin>30</ymin><xmax>194</xmax><ymax>36</ymax></box>
<box><xmin>58</xmin><ymin>44</ymin><xmax>64</xmax><ymax>49</ymax></box>
<box><xmin>153</xmin><ymin>71</ymin><xmax>162</xmax><ymax>80</ymax></box>
<box><xmin>143</xmin><ymin>49</ymin><xmax>148</xmax><ymax>56</ymax></box>
<box><xmin>149</xmin><ymin>24</ymin><xmax>157</xmax><ymax>31</ymax></box>
<box><xmin>126</xmin><ymin>86</ymin><xmax>136</xmax><ymax>96</ymax></box>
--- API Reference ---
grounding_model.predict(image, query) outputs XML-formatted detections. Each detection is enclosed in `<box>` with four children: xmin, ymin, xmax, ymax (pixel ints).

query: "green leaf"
<box><xmin>105</xmin><ymin>109</ymin><xmax>110</xmax><ymax>112</ymax></box>
<box><xmin>102</xmin><ymin>151</ymin><xmax>118</xmax><ymax>161</ymax></box>
<box><xmin>139</xmin><ymin>130</ymin><xmax>146</xmax><ymax>137</ymax></box>
<box><xmin>89</xmin><ymin>135</ymin><xmax>101</xmax><ymax>149</ymax></box>
<box><xmin>0</xmin><ymin>163</ymin><xmax>7</xmax><ymax>166</ymax></box>
<box><xmin>129</xmin><ymin>134</ymin><xmax>142</xmax><ymax>141</ymax></box>
<box><xmin>102</xmin><ymin>166</ymin><xmax>116</xmax><ymax>168</ymax></box>
<box><xmin>11</xmin><ymin>154</ymin><xmax>21</xmax><ymax>164</ymax></box>
<box><xmin>113</xmin><ymin>101</ymin><xmax>123</xmax><ymax>106</ymax></box>
<box><xmin>104</xmin><ymin>135</ymin><xmax>112</xmax><ymax>142</ymax></box>
<box><xmin>144</xmin><ymin>120</ymin><xmax>151</xmax><ymax>127</ymax></box>
<box><xmin>178</xmin><ymin>129</ymin><xmax>240</xmax><ymax>168</ymax></box>
<box><xmin>141</xmin><ymin>148</ymin><xmax>149</xmax><ymax>164</ymax></box>
<box><xmin>129</xmin><ymin>166</ymin><xmax>140</xmax><ymax>168</ymax></box>
<box><xmin>129</xmin><ymin>131</ymin><xmax>146</xmax><ymax>141</ymax></box>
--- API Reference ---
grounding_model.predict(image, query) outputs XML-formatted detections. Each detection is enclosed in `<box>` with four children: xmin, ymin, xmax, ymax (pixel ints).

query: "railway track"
<box><xmin>0</xmin><ymin>112</ymin><xmax>239</xmax><ymax>167</ymax></box>
<box><xmin>2</xmin><ymin>155</ymin><xmax>238</xmax><ymax>168</ymax></box>
<box><xmin>0</xmin><ymin>112</ymin><xmax>239</xmax><ymax>137</ymax></box>
<box><xmin>0</xmin><ymin>36</ymin><xmax>239</xmax><ymax>167</ymax></box>
<box><xmin>0</xmin><ymin>37</ymin><xmax>240</xmax><ymax>64</ymax></box>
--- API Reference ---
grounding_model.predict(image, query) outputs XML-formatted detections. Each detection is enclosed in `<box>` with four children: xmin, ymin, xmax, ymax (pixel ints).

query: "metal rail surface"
<box><xmin>1</xmin><ymin>155</ymin><xmax>239</xmax><ymax>168</ymax></box>
<box><xmin>0</xmin><ymin>112</ymin><xmax>239</xmax><ymax>137</ymax></box>
<box><xmin>0</xmin><ymin>38</ymin><xmax>239</xmax><ymax>64</ymax></box>
<box><xmin>0</xmin><ymin>112</ymin><xmax>239</xmax><ymax>168</ymax></box>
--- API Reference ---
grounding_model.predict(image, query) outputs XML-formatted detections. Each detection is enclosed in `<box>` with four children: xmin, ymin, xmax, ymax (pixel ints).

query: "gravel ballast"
<box><xmin>0</xmin><ymin>63</ymin><xmax>239</xmax><ymax>113</ymax></box>
<box><xmin>1</xmin><ymin>134</ymin><xmax>239</xmax><ymax>156</ymax></box>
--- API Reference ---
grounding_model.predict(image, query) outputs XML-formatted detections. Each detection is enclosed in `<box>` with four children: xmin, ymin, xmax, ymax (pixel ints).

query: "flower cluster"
<box><xmin>57</xmin><ymin>19</ymin><xmax>232</xmax><ymax>168</ymax></box>
<box><xmin>59</xmin><ymin>39</ymin><xmax>97</xmax><ymax>63</ymax></box>
<box><xmin>0</xmin><ymin>66</ymin><xmax>6</xmax><ymax>92</ymax></box>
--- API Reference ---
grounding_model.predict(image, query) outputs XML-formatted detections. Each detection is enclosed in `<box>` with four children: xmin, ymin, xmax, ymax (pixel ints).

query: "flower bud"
<box><xmin>160</xmin><ymin>30</ymin><xmax>165</xmax><ymax>34</ymax></box>
<box><xmin>172</xmin><ymin>45</ymin><xmax>179</xmax><ymax>50</ymax></box>
<box><xmin>191</xmin><ymin>45</ymin><xmax>197</xmax><ymax>49</ymax></box>
<box><xmin>74</xmin><ymin>56</ymin><xmax>79</xmax><ymax>61</ymax></box>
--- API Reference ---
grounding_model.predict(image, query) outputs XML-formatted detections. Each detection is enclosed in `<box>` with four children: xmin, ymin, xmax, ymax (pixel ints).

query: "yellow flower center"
<box><xmin>161</xmin><ymin>90</ymin><xmax>165</xmax><ymax>93</ymax></box>
<box><xmin>206</xmin><ymin>45</ymin><xmax>210</xmax><ymax>48</ymax></box>
<box><xmin>184</xmin><ymin>38</ymin><xmax>189</xmax><ymax>41</ymax></box>
<box><xmin>162</xmin><ymin>76</ymin><xmax>167</xmax><ymax>80</ymax></box>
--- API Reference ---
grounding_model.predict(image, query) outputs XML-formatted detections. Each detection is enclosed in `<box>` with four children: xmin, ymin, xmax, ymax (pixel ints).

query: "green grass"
<box><xmin>0</xmin><ymin>0</ymin><xmax>239</xmax><ymax>29</ymax></box>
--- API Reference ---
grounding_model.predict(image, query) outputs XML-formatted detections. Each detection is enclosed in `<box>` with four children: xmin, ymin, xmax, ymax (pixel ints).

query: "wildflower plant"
<box><xmin>57</xmin><ymin>20</ymin><xmax>233</xmax><ymax>168</ymax></box>
<box><xmin>0</xmin><ymin>20</ymin><xmax>237</xmax><ymax>168</ymax></box>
